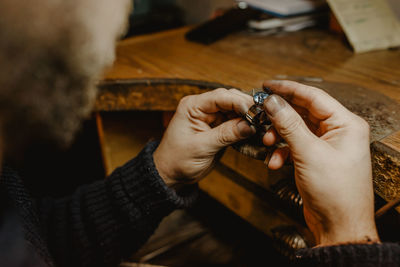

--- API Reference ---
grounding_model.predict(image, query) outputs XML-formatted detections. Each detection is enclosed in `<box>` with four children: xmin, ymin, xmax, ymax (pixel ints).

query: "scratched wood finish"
<box><xmin>103</xmin><ymin>27</ymin><xmax>400</xmax><ymax>103</ymax></box>
<box><xmin>98</xmin><ymin>27</ymin><xmax>400</xmax><ymax>220</ymax></box>
<box><xmin>373</xmin><ymin>134</ymin><xmax>400</xmax><ymax>213</ymax></box>
<box><xmin>96</xmin><ymin>79</ymin><xmax>230</xmax><ymax>112</ymax></box>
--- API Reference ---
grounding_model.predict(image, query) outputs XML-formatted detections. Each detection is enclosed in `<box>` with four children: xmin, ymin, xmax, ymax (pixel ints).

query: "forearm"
<box><xmin>38</xmin><ymin>141</ymin><xmax>198</xmax><ymax>267</ymax></box>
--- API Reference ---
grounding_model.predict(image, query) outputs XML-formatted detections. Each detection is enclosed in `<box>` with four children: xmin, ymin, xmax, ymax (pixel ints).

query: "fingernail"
<box><xmin>237</xmin><ymin>120</ymin><xmax>256</xmax><ymax>137</ymax></box>
<box><xmin>264</xmin><ymin>80</ymin><xmax>280</xmax><ymax>86</ymax></box>
<box><xmin>264</xmin><ymin>152</ymin><xmax>273</xmax><ymax>167</ymax></box>
<box><xmin>264</xmin><ymin>95</ymin><xmax>286</xmax><ymax>116</ymax></box>
<box><xmin>263</xmin><ymin>86</ymin><xmax>273</xmax><ymax>95</ymax></box>
<box><xmin>263</xmin><ymin>81</ymin><xmax>276</xmax><ymax>91</ymax></box>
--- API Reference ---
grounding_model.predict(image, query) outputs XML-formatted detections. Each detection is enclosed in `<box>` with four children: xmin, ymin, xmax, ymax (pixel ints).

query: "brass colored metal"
<box><xmin>271</xmin><ymin>225</ymin><xmax>308</xmax><ymax>261</ymax></box>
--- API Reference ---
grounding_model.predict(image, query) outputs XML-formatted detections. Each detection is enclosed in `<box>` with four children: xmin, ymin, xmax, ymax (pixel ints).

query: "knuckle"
<box><xmin>214</xmin><ymin>88</ymin><xmax>228</xmax><ymax>94</ymax></box>
<box><xmin>179</xmin><ymin>95</ymin><xmax>191</xmax><ymax>104</ymax></box>
<box><xmin>217</xmin><ymin>124</ymin><xmax>234</xmax><ymax>146</ymax></box>
<box><xmin>177</xmin><ymin>95</ymin><xmax>192</xmax><ymax>110</ymax></box>
<box><xmin>229</xmin><ymin>88</ymin><xmax>251</xmax><ymax>98</ymax></box>
<box><xmin>277</xmin><ymin>116</ymin><xmax>303</xmax><ymax>137</ymax></box>
<box><xmin>355</xmin><ymin>116</ymin><xmax>370</xmax><ymax>134</ymax></box>
<box><xmin>346</xmin><ymin>114</ymin><xmax>370</xmax><ymax>140</ymax></box>
<box><xmin>273</xmin><ymin>80</ymin><xmax>285</xmax><ymax>87</ymax></box>
<box><xmin>314</xmin><ymin>87</ymin><xmax>326</xmax><ymax>96</ymax></box>
<box><xmin>284</xmin><ymin>80</ymin><xmax>307</xmax><ymax>90</ymax></box>
<box><xmin>314</xmin><ymin>88</ymin><xmax>334</xmax><ymax>101</ymax></box>
<box><xmin>214</xmin><ymin>88</ymin><xmax>229</xmax><ymax>98</ymax></box>
<box><xmin>359</xmin><ymin>117</ymin><xmax>370</xmax><ymax>130</ymax></box>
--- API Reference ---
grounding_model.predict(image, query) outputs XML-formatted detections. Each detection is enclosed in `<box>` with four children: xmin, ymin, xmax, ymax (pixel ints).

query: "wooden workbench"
<box><xmin>96</xmin><ymin>26</ymin><xmax>400</xmax><ymax>249</ymax></box>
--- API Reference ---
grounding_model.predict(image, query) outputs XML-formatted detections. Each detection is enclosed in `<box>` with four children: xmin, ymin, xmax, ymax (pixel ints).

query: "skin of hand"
<box><xmin>153</xmin><ymin>88</ymin><xmax>256</xmax><ymax>187</ymax></box>
<box><xmin>262</xmin><ymin>80</ymin><xmax>379</xmax><ymax>246</ymax></box>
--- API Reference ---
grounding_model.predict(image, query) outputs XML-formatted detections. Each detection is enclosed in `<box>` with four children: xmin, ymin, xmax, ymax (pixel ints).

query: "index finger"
<box><xmin>195</xmin><ymin>88</ymin><xmax>254</xmax><ymax>116</ymax></box>
<box><xmin>263</xmin><ymin>80</ymin><xmax>348</xmax><ymax>121</ymax></box>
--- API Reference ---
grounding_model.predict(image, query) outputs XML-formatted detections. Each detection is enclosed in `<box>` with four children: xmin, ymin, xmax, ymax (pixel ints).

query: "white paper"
<box><xmin>328</xmin><ymin>0</ymin><xmax>400</xmax><ymax>53</ymax></box>
<box><xmin>242</xmin><ymin>0</ymin><xmax>325</xmax><ymax>16</ymax></box>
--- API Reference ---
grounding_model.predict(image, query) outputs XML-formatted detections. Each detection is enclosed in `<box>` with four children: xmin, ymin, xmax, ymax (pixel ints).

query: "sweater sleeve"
<box><xmin>37</xmin><ymin>141</ymin><xmax>198</xmax><ymax>267</ymax></box>
<box><xmin>296</xmin><ymin>242</ymin><xmax>400</xmax><ymax>267</ymax></box>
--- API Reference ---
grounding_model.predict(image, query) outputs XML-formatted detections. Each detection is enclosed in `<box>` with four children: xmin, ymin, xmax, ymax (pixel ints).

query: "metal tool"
<box><xmin>271</xmin><ymin>177</ymin><xmax>303</xmax><ymax>219</ymax></box>
<box><xmin>271</xmin><ymin>225</ymin><xmax>308</xmax><ymax>262</ymax></box>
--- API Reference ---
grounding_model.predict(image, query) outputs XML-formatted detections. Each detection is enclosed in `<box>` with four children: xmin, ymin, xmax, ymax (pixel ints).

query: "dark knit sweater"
<box><xmin>0</xmin><ymin>141</ymin><xmax>197</xmax><ymax>267</ymax></box>
<box><xmin>297</xmin><ymin>243</ymin><xmax>400</xmax><ymax>266</ymax></box>
<box><xmin>0</xmin><ymin>141</ymin><xmax>399</xmax><ymax>266</ymax></box>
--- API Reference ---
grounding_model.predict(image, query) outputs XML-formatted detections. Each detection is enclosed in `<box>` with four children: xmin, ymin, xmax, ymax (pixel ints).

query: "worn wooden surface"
<box><xmin>96</xmin><ymin>26</ymin><xmax>400</xmax><ymax>245</ymax></box>
<box><xmin>97</xmin><ymin>26</ymin><xmax>400</xmax><ymax>210</ymax></box>
<box><xmin>101</xmin><ymin>27</ymin><xmax>400</xmax><ymax>102</ymax></box>
<box><xmin>97</xmin><ymin>110</ymin><xmax>400</xmax><ymax>248</ymax></box>
<box><xmin>97</xmin><ymin>112</ymin><xmax>306</xmax><ymax>235</ymax></box>
<box><xmin>97</xmin><ymin>79</ymin><xmax>228</xmax><ymax>112</ymax></box>
<box><xmin>98</xmin><ymin>113</ymin><xmax>294</xmax><ymax>266</ymax></box>
<box><xmin>96</xmin><ymin>112</ymin><xmax>163</xmax><ymax>176</ymax></box>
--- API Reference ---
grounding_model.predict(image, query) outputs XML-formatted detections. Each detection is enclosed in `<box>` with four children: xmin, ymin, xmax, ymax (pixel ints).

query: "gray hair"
<box><xmin>0</xmin><ymin>0</ymin><xmax>131</xmax><ymax>156</ymax></box>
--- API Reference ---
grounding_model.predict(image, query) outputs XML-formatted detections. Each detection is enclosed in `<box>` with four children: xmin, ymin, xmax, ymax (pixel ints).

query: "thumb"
<box><xmin>264</xmin><ymin>95</ymin><xmax>316</xmax><ymax>153</ymax></box>
<box><xmin>209</xmin><ymin>118</ymin><xmax>256</xmax><ymax>150</ymax></box>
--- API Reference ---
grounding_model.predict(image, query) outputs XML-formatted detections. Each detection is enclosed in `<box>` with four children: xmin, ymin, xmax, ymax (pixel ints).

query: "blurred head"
<box><xmin>0</xmin><ymin>0</ymin><xmax>132</xmax><ymax>155</ymax></box>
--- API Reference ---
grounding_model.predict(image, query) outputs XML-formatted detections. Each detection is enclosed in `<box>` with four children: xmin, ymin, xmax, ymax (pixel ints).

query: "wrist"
<box><xmin>315</xmin><ymin>223</ymin><xmax>380</xmax><ymax>247</ymax></box>
<box><xmin>153</xmin><ymin>148</ymin><xmax>179</xmax><ymax>188</ymax></box>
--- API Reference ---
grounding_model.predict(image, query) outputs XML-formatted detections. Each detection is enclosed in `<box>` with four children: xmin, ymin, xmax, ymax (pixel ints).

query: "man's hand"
<box><xmin>262</xmin><ymin>80</ymin><xmax>379</xmax><ymax>246</ymax></box>
<box><xmin>153</xmin><ymin>88</ymin><xmax>255</xmax><ymax>187</ymax></box>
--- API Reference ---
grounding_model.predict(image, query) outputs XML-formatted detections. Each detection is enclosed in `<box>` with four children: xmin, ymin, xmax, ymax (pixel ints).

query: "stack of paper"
<box><xmin>241</xmin><ymin>0</ymin><xmax>327</xmax><ymax>17</ymax></box>
<box><xmin>248</xmin><ymin>13</ymin><xmax>325</xmax><ymax>32</ymax></box>
<box><xmin>328</xmin><ymin>0</ymin><xmax>400</xmax><ymax>53</ymax></box>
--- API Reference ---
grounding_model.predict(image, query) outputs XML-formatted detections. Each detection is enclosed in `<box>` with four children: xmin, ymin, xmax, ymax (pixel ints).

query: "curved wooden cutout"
<box><xmin>96</xmin><ymin>78</ymin><xmax>234</xmax><ymax>112</ymax></box>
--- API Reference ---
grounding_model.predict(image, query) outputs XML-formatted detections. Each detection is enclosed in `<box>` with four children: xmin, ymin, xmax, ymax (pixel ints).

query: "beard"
<box><xmin>0</xmin><ymin>0</ymin><xmax>131</xmax><ymax>158</ymax></box>
<box><xmin>1</xmin><ymin>45</ymin><xmax>98</xmax><ymax>152</ymax></box>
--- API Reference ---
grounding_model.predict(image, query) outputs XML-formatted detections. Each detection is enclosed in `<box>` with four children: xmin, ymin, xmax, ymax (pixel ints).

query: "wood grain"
<box><xmin>96</xmin><ymin>79</ymin><xmax>230</xmax><ymax>111</ymax></box>
<box><xmin>220</xmin><ymin>147</ymin><xmax>293</xmax><ymax>190</ymax></box>
<box><xmin>199</xmin><ymin>165</ymin><xmax>311</xmax><ymax>243</ymax></box>
<box><xmin>103</xmin><ymin>27</ymin><xmax>400</xmax><ymax>103</ymax></box>
<box><xmin>378</xmin><ymin>132</ymin><xmax>400</xmax><ymax>211</ymax></box>
<box><xmin>97</xmin><ymin>26</ymin><xmax>400</xmax><ymax>228</ymax></box>
<box><xmin>97</xmin><ymin>112</ymin><xmax>164</xmax><ymax>176</ymax></box>
<box><xmin>382</xmin><ymin>131</ymin><xmax>400</xmax><ymax>152</ymax></box>
<box><xmin>99</xmin><ymin>26</ymin><xmax>400</xmax><ymax>171</ymax></box>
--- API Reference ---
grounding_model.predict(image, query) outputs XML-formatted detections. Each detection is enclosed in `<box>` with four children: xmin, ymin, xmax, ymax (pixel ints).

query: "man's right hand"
<box><xmin>262</xmin><ymin>80</ymin><xmax>379</xmax><ymax>246</ymax></box>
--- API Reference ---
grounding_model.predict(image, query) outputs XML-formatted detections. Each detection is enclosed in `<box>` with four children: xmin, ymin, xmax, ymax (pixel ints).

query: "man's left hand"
<box><xmin>153</xmin><ymin>88</ymin><xmax>255</xmax><ymax>187</ymax></box>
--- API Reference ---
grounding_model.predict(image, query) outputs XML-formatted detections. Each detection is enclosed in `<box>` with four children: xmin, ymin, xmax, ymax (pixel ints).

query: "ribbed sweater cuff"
<box><xmin>111</xmin><ymin>141</ymin><xmax>198</xmax><ymax>216</ymax></box>
<box><xmin>296</xmin><ymin>242</ymin><xmax>400</xmax><ymax>266</ymax></box>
